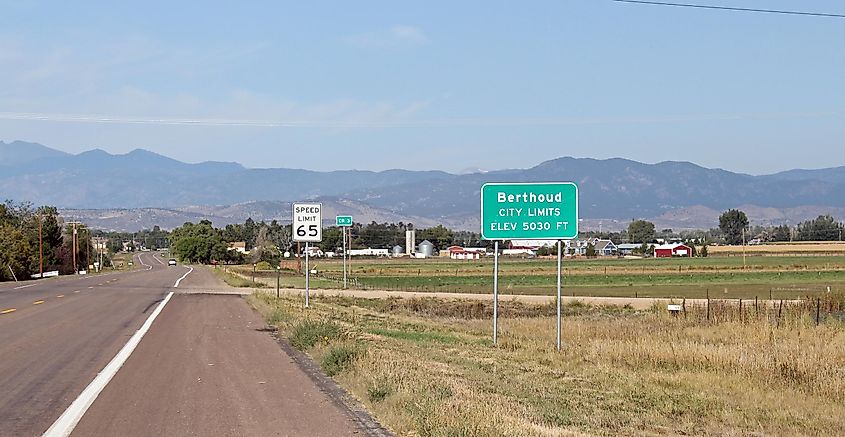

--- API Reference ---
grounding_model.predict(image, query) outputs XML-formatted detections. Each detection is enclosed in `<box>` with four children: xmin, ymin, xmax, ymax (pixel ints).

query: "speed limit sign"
<box><xmin>292</xmin><ymin>202</ymin><xmax>322</xmax><ymax>242</ymax></box>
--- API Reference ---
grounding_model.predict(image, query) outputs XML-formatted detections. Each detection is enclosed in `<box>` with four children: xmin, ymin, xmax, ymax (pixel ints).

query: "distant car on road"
<box><xmin>168</xmin><ymin>259</ymin><xmax>177</xmax><ymax>266</ymax></box>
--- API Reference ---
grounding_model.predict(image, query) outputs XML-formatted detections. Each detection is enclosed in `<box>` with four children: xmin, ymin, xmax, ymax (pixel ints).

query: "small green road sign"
<box><xmin>481</xmin><ymin>182</ymin><xmax>578</xmax><ymax>240</ymax></box>
<box><xmin>336</xmin><ymin>215</ymin><xmax>353</xmax><ymax>227</ymax></box>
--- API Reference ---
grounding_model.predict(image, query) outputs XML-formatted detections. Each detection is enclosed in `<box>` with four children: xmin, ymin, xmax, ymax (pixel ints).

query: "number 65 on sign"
<box><xmin>292</xmin><ymin>202</ymin><xmax>322</xmax><ymax>242</ymax></box>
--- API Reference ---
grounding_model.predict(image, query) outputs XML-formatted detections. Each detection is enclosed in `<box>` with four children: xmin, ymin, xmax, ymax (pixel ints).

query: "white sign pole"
<box><xmin>292</xmin><ymin>202</ymin><xmax>321</xmax><ymax>308</ymax></box>
<box><xmin>342</xmin><ymin>227</ymin><xmax>347</xmax><ymax>289</ymax></box>
<box><xmin>556</xmin><ymin>240</ymin><xmax>562</xmax><ymax>351</ymax></box>
<box><xmin>493</xmin><ymin>240</ymin><xmax>499</xmax><ymax>346</ymax></box>
<box><xmin>305</xmin><ymin>242</ymin><xmax>310</xmax><ymax>308</ymax></box>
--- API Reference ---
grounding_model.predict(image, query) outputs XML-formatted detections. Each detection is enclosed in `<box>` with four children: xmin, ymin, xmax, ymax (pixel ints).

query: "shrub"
<box><xmin>367</xmin><ymin>380</ymin><xmax>392</xmax><ymax>402</ymax></box>
<box><xmin>321</xmin><ymin>345</ymin><xmax>361</xmax><ymax>376</ymax></box>
<box><xmin>290</xmin><ymin>320</ymin><xmax>340</xmax><ymax>350</ymax></box>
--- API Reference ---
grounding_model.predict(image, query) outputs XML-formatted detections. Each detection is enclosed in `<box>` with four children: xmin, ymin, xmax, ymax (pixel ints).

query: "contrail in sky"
<box><xmin>0</xmin><ymin>111</ymin><xmax>840</xmax><ymax>128</ymax></box>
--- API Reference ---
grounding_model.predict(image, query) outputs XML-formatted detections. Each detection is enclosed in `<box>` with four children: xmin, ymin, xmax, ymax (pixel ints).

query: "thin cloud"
<box><xmin>343</xmin><ymin>25</ymin><xmax>429</xmax><ymax>48</ymax></box>
<box><xmin>0</xmin><ymin>110</ymin><xmax>840</xmax><ymax>128</ymax></box>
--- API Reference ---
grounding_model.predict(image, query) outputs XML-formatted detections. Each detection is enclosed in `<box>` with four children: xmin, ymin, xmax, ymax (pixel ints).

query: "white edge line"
<box><xmin>174</xmin><ymin>267</ymin><xmax>193</xmax><ymax>288</ymax></box>
<box><xmin>137</xmin><ymin>254</ymin><xmax>152</xmax><ymax>270</ymax></box>
<box><xmin>13</xmin><ymin>284</ymin><xmax>36</xmax><ymax>290</ymax></box>
<box><xmin>43</xmin><ymin>265</ymin><xmax>193</xmax><ymax>437</ymax></box>
<box><xmin>43</xmin><ymin>291</ymin><xmax>175</xmax><ymax>437</ymax></box>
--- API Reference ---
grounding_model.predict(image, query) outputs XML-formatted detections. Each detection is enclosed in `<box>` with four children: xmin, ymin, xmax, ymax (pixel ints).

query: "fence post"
<box><xmin>755</xmin><ymin>296</ymin><xmax>758</xmax><ymax>317</ymax></box>
<box><xmin>777</xmin><ymin>300</ymin><xmax>783</xmax><ymax>328</ymax></box>
<box><xmin>706</xmin><ymin>297</ymin><xmax>710</xmax><ymax>322</ymax></box>
<box><xmin>816</xmin><ymin>297</ymin><xmax>821</xmax><ymax>326</ymax></box>
<box><xmin>739</xmin><ymin>299</ymin><xmax>743</xmax><ymax>323</ymax></box>
<box><xmin>682</xmin><ymin>298</ymin><xmax>686</xmax><ymax>318</ymax></box>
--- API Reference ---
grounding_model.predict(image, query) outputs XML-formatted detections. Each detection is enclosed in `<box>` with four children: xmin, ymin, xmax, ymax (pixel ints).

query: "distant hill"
<box><xmin>60</xmin><ymin>199</ymin><xmax>447</xmax><ymax>232</ymax></box>
<box><xmin>347</xmin><ymin>157</ymin><xmax>845</xmax><ymax>221</ymax></box>
<box><xmin>3</xmin><ymin>140</ymin><xmax>845</xmax><ymax>231</ymax></box>
<box><xmin>0</xmin><ymin>143</ymin><xmax>450</xmax><ymax>208</ymax></box>
<box><xmin>0</xmin><ymin>140</ymin><xmax>69</xmax><ymax>166</ymax></box>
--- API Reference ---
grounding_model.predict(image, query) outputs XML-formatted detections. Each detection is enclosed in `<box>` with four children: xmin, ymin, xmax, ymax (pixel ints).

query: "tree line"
<box><xmin>0</xmin><ymin>201</ymin><xmax>81</xmax><ymax>281</ymax></box>
<box><xmin>167</xmin><ymin>218</ymin><xmax>491</xmax><ymax>265</ymax></box>
<box><xmin>622</xmin><ymin>211</ymin><xmax>844</xmax><ymax>247</ymax></box>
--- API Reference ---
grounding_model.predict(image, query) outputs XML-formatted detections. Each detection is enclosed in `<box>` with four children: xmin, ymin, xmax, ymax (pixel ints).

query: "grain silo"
<box><xmin>405</xmin><ymin>230</ymin><xmax>416</xmax><ymax>255</ymax></box>
<box><xmin>417</xmin><ymin>240</ymin><xmax>434</xmax><ymax>258</ymax></box>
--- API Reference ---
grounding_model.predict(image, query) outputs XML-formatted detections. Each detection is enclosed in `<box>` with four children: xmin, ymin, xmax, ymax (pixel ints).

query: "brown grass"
<box><xmin>710</xmin><ymin>242</ymin><xmax>845</xmax><ymax>255</ymax></box>
<box><xmin>249</xmin><ymin>294</ymin><xmax>845</xmax><ymax>436</ymax></box>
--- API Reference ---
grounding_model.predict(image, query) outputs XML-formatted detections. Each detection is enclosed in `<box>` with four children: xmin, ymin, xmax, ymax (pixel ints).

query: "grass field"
<box><xmin>249</xmin><ymin>293</ymin><xmax>845</xmax><ymax>436</ymax></box>
<box><xmin>709</xmin><ymin>242</ymin><xmax>845</xmax><ymax>255</ymax></box>
<box><xmin>229</xmin><ymin>255</ymin><xmax>845</xmax><ymax>300</ymax></box>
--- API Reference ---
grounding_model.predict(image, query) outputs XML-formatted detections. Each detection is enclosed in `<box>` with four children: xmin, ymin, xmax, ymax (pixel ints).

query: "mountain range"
<box><xmin>2</xmin><ymin>140</ymin><xmax>844</xmax><ymax>232</ymax></box>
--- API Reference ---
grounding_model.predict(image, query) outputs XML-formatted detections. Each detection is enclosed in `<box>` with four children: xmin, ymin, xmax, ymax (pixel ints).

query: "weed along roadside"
<box><xmin>247</xmin><ymin>293</ymin><xmax>845</xmax><ymax>436</ymax></box>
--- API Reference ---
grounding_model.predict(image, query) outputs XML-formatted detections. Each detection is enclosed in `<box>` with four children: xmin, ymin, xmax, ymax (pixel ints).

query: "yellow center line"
<box><xmin>1</xmin><ymin>308</ymin><xmax>16</xmax><ymax>314</ymax></box>
<box><xmin>57</xmin><ymin>295</ymin><xmax>65</xmax><ymax>298</ymax></box>
<box><xmin>33</xmin><ymin>300</ymin><xmax>45</xmax><ymax>305</ymax></box>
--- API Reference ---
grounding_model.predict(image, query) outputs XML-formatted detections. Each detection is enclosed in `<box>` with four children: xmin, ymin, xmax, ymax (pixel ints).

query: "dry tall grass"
<box><xmin>249</xmin><ymin>294</ymin><xmax>845</xmax><ymax>436</ymax></box>
<box><xmin>710</xmin><ymin>242</ymin><xmax>845</xmax><ymax>255</ymax></box>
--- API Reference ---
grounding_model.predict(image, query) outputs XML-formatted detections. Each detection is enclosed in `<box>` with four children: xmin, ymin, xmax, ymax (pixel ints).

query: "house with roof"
<box><xmin>228</xmin><ymin>241</ymin><xmax>249</xmax><ymax>254</ymax></box>
<box><xmin>654</xmin><ymin>243</ymin><xmax>692</xmax><ymax>258</ymax></box>
<box><xmin>564</xmin><ymin>238</ymin><xmax>617</xmax><ymax>256</ymax></box>
<box><xmin>447</xmin><ymin>245</ymin><xmax>483</xmax><ymax>260</ymax></box>
<box><xmin>617</xmin><ymin>243</ymin><xmax>642</xmax><ymax>255</ymax></box>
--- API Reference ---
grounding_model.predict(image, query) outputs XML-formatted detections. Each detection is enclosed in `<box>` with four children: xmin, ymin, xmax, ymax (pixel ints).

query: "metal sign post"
<box><xmin>342</xmin><ymin>227</ymin><xmax>348</xmax><ymax>289</ymax></box>
<box><xmin>493</xmin><ymin>241</ymin><xmax>499</xmax><ymax>345</ymax></box>
<box><xmin>305</xmin><ymin>242</ymin><xmax>310</xmax><ymax>307</ymax></box>
<box><xmin>480</xmin><ymin>182</ymin><xmax>578</xmax><ymax>349</ymax></box>
<box><xmin>336</xmin><ymin>216</ymin><xmax>352</xmax><ymax>289</ymax></box>
<box><xmin>293</xmin><ymin>203</ymin><xmax>322</xmax><ymax>309</ymax></box>
<box><xmin>556</xmin><ymin>240</ymin><xmax>562</xmax><ymax>351</ymax></box>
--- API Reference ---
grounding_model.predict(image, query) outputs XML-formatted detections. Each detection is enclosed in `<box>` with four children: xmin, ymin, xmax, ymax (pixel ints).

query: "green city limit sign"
<box><xmin>481</xmin><ymin>182</ymin><xmax>578</xmax><ymax>240</ymax></box>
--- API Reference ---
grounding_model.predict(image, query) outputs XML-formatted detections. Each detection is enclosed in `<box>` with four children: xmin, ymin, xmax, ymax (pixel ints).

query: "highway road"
<box><xmin>0</xmin><ymin>253</ymin><xmax>379</xmax><ymax>437</ymax></box>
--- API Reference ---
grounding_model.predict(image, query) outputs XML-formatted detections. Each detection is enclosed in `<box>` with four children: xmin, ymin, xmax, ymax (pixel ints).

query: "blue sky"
<box><xmin>1</xmin><ymin>1</ymin><xmax>843</xmax><ymax>174</ymax></box>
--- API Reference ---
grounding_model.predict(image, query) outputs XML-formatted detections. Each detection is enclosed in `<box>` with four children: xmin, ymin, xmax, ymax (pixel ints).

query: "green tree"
<box><xmin>700</xmin><ymin>245</ymin><xmax>708</xmax><ymax>257</ymax></box>
<box><xmin>320</xmin><ymin>227</ymin><xmax>343</xmax><ymax>252</ymax></box>
<box><xmin>627</xmin><ymin>220</ymin><xmax>655</xmax><ymax>243</ymax></box>
<box><xmin>796</xmin><ymin>215</ymin><xmax>842</xmax><ymax>241</ymax></box>
<box><xmin>771</xmin><ymin>225</ymin><xmax>791</xmax><ymax>242</ymax></box>
<box><xmin>417</xmin><ymin>225</ymin><xmax>454</xmax><ymax>250</ymax></box>
<box><xmin>585</xmin><ymin>243</ymin><xmax>596</xmax><ymax>258</ymax></box>
<box><xmin>170</xmin><ymin>220</ymin><xmax>227</xmax><ymax>263</ymax></box>
<box><xmin>0</xmin><ymin>224</ymin><xmax>35</xmax><ymax>280</ymax></box>
<box><xmin>719</xmin><ymin>209</ymin><xmax>749</xmax><ymax>245</ymax></box>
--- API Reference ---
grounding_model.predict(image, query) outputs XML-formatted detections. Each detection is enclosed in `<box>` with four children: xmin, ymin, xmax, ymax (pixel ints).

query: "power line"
<box><xmin>611</xmin><ymin>0</ymin><xmax>845</xmax><ymax>19</ymax></box>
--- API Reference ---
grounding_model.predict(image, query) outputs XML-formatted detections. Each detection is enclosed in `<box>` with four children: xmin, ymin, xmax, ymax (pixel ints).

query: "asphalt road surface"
<box><xmin>0</xmin><ymin>254</ymin><xmax>375</xmax><ymax>437</ymax></box>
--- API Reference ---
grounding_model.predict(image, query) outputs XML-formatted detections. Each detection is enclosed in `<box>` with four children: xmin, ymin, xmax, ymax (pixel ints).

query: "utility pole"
<box><xmin>68</xmin><ymin>221</ymin><xmax>83</xmax><ymax>274</ymax></box>
<box><xmin>85</xmin><ymin>228</ymin><xmax>90</xmax><ymax>273</ymax></box>
<box><xmin>72</xmin><ymin>222</ymin><xmax>78</xmax><ymax>274</ymax></box>
<box><xmin>742</xmin><ymin>226</ymin><xmax>746</xmax><ymax>270</ymax></box>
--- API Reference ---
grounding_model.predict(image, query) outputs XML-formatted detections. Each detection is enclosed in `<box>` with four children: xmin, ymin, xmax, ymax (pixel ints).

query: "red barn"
<box><xmin>654</xmin><ymin>243</ymin><xmax>692</xmax><ymax>258</ymax></box>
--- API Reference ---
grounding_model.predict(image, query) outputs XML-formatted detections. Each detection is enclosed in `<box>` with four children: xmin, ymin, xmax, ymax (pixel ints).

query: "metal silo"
<box><xmin>418</xmin><ymin>240</ymin><xmax>434</xmax><ymax>258</ymax></box>
<box><xmin>392</xmin><ymin>245</ymin><xmax>404</xmax><ymax>256</ymax></box>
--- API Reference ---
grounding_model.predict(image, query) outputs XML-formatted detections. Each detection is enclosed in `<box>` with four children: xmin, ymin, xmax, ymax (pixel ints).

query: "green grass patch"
<box><xmin>321</xmin><ymin>345</ymin><xmax>362</xmax><ymax>376</ymax></box>
<box><xmin>289</xmin><ymin>320</ymin><xmax>341</xmax><ymax>350</ymax></box>
<box><xmin>368</xmin><ymin>327</ymin><xmax>459</xmax><ymax>344</ymax></box>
